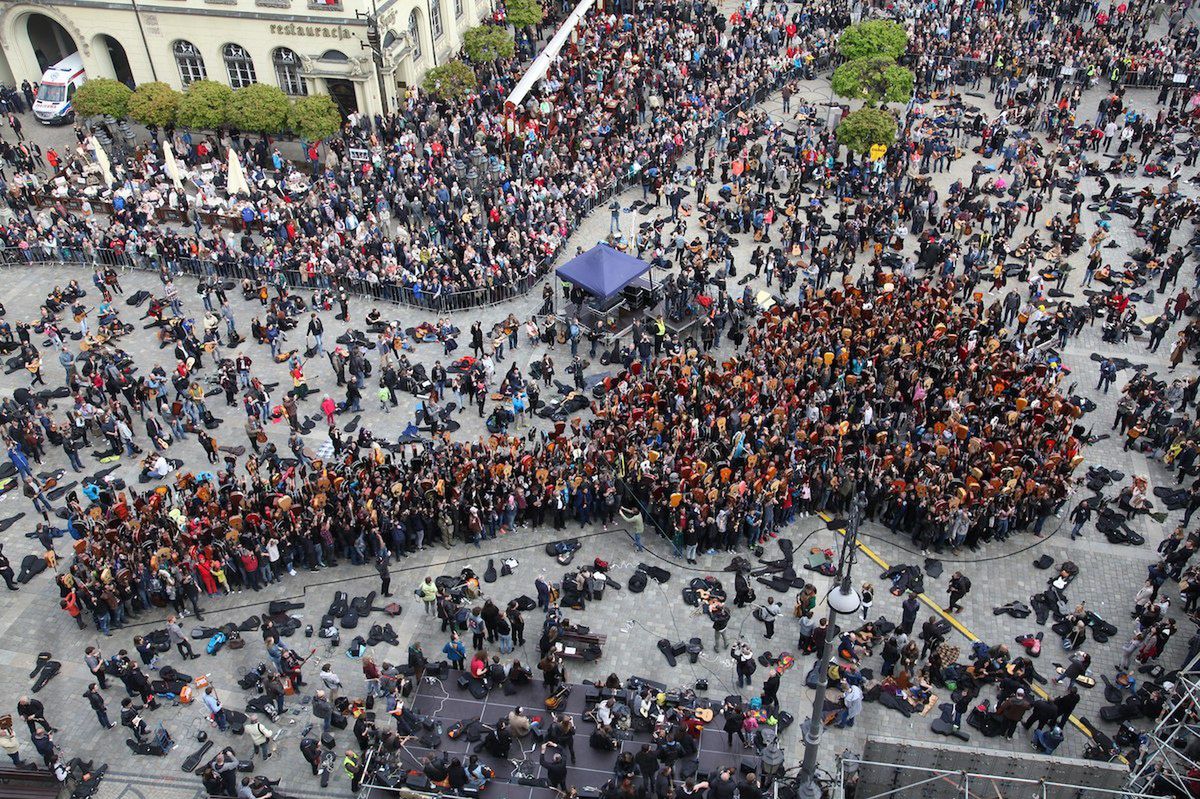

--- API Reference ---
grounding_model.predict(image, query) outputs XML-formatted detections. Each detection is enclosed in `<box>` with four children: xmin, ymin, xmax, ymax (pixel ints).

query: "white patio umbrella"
<box><xmin>89</xmin><ymin>136</ymin><xmax>114</xmax><ymax>187</ymax></box>
<box><xmin>162</xmin><ymin>138</ymin><xmax>183</xmax><ymax>190</ymax></box>
<box><xmin>225</xmin><ymin>147</ymin><xmax>250</xmax><ymax>197</ymax></box>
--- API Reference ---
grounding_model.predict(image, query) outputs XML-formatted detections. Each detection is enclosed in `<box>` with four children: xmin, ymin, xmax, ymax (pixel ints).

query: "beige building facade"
<box><xmin>0</xmin><ymin>0</ymin><xmax>488</xmax><ymax>117</ymax></box>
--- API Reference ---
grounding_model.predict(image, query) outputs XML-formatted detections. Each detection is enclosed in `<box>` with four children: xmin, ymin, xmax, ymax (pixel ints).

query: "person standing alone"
<box><xmin>947</xmin><ymin>572</ymin><xmax>971</xmax><ymax>613</ymax></box>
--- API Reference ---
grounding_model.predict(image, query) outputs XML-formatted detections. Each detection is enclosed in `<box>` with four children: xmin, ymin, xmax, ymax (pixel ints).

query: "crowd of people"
<box><xmin>0</xmin><ymin>0</ymin><xmax>1200</xmax><ymax>790</ymax></box>
<box><xmin>0</xmin><ymin>0</ymin><xmax>837</xmax><ymax>306</ymax></box>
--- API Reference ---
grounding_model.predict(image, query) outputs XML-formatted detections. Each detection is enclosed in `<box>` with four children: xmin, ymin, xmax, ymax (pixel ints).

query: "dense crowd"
<box><xmin>2</xmin><ymin>0</ymin><xmax>1200</xmax><ymax>791</ymax></box>
<box><xmin>0</xmin><ymin>0</ymin><xmax>838</xmax><ymax>304</ymax></box>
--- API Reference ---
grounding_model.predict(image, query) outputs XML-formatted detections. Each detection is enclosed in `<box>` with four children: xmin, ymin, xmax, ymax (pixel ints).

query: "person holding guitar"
<box><xmin>25</xmin><ymin>352</ymin><xmax>44</xmax><ymax>386</ymax></box>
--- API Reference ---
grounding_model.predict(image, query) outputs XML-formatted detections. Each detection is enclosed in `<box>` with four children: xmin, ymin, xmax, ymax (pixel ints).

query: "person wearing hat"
<box><xmin>996</xmin><ymin>688</ymin><xmax>1030</xmax><ymax>739</ymax></box>
<box><xmin>1034</xmin><ymin>724</ymin><xmax>1065</xmax><ymax>755</ymax></box>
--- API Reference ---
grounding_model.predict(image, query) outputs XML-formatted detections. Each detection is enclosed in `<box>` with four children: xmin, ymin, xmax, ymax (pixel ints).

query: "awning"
<box><xmin>555</xmin><ymin>244</ymin><xmax>651</xmax><ymax>300</ymax></box>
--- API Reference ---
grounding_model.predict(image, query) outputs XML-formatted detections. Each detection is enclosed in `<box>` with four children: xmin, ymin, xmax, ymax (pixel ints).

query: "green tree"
<box><xmin>831</xmin><ymin>57</ymin><xmax>914</xmax><ymax>104</ymax></box>
<box><xmin>505</xmin><ymin>0</ymin><xmax>544</xmax><ymax>27</ymax></box>
<box><xmin>422</xmin><ymin>60</ymin><xmax>478</xmax><ymax>100</ymax></box>
<box><xmin>835</xmin><ymin>107</ymin><xmax>898</xmax><ymax>154</ymax></box>
<box><xmin>837</xmin><ymin>20</ymin><xmax>908</xmax><ymax>61</ymax></box>
<box><xmin>463</xmin><ymin>25</ymin><xmax>516</xmax><ymax>63</ymax></box>
<box><xmin>176</xmin><ymin>80</ymin><xmax>233</xmax><ymax>130</ymax></box>
<box><xmin>127</xmin><ymin>82</ymin><xmax>181</xmax><ymax>127</ymax></box>
<box><xmin>288</xmin><ymin>95</ymin><xmax>343</xmax><ymax>141</ymax></box>
<box><xmin>71</xmin><ymin>78</ymin><xmax>132</xmax><ymax>119</ymax></box>
<box><xmin>226</xmin><ymin>84</ymin><xmax>291</xmax><ymax>133</ymax></box>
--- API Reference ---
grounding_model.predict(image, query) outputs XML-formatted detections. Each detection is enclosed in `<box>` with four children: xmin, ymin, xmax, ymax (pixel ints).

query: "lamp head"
<box><xmin>828</xmin><ymin>577</ymin><xmax>861</xmax><ymax>615</ymax></box>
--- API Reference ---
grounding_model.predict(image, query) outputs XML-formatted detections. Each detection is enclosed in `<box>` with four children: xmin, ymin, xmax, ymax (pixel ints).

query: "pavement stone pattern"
<box><xmin>1</xmin><ymin>30</ymin><xmax>1198</xmax><ymax>799</ymax></box>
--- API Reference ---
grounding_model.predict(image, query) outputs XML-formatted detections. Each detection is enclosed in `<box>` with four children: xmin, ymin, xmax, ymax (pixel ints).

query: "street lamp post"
<box><xmin>358</xmin><ymin>0</ymin><xmax>390</xmax><ymax>116</ymax></box>
<box><xmin>129</xmin><ymin>0</ymin><xmax>160</xmax><ymax>82</ymax></box>
<box><xmin>794</xmin><ymin>493</ymin><xmax>865</xmax><ymax>799</ymax></box>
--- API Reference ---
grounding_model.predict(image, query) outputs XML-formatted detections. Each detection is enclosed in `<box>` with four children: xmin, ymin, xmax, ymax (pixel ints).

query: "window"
<box><xmin>454</xmin><ymin>0</ymin><xmax>463</xmax><ymax>18</ymax></box>
<box><xmin>408</xmin><ymin>11</ymin><xmax>423</xmax><ymax>62</ymax></box>
<box><xmin>174</xmin><ymin>40</ymin><xmax>207</xmax><ymax>85</ymax></box>
<box><xmin>431</xmin><ymin>0</ymin><xmax>443</xmax><ymax>38</ymax></box>
<box><xmin>223</xmin><ymin>43</ymin><xmax>257</xmax><ymax>88</ymax></box>
<box><xmin>273</xmin><ymin>47</ymin><xmax>307</xmax><ymax>95</ymax></box>
<box><xmin>308</xmin><ymin>0</ymin><xmax>342</xmax><ymax>7</ymax></box>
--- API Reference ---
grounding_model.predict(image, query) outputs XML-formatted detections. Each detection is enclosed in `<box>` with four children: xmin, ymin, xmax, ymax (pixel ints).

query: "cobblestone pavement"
<box><xmin>0</xmin><ymin>53</ymin><xmax>1197</xmax><ymax>799</ymax></box>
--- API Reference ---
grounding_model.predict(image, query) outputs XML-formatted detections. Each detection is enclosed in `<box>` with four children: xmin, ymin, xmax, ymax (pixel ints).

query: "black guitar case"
<box><xmin>1101</xmin><ymin>675</ymin><xmax>1126</xmax><ymax>704</ymax></box>
<box><xmin>226</xmin><ymin>709</ymin><xmax>247</xmax><ymax>735</ymax></box>
<box><xmin>31</xmin><ymin>660</ymin><xmax>61</xmax><ymax>693</ymax></box>
<box><xmin>484</xmin><ymin>559</ymin><xmax>497</xmax><ymax>583</ymax></box>
<box><xmin>0</xmin><ymin>513</ymin><xmax>25</xmax><ymax>532</ymax></box>
<box><xmin>17</xmin><ymin>554</ymin><xmax>46</xmax><ymax>583</ymax></box>
<box><xmin>637</xmin><ymin>563</ymin><xmax>672</xmax><ymax>583</ymax></box>
<box><xmin>349</xmin><ymin>591</ymin><xmax>377</xmax><ymax>618</ymax></box>
<box><xmin>183</xmin><ymin>740</ymin><xmax>214</xmax><ymax>772</ymax></box>
<box><xmin>658</xmin><ymin>639</ymin><xmax>678</xmax><ymax>667</ymax></box>
<box><xmin>29</xmin><ymin>652</ymin><xmax>51</xmax><ymax>678</ymax></box>
<box><xmin>159</xmin><ymin>666</ymin><xmax>193</xmax><ymax>684</ymax></box>
<box><xmin>930</xmin><ymin>717</ymin><xmax>970</xmax><ymax>741</ymax></box>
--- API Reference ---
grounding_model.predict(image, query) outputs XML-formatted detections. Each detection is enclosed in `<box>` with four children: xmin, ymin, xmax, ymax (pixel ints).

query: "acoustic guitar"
<box><xmin>544</xmin><ymin>684</ymin><xmax>570</xmax><ymax>710</ymax></box>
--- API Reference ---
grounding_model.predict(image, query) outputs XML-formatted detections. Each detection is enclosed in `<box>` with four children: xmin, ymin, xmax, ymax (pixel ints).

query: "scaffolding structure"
<box><xmin>835</xmin><ymin>736</ymin><xmax>1161</xmax><ymax>799</ymax></box>
<box><xmin>1123</xmin><ymin>652</ymin><xmax>1200</xmax><ymax>797</ymax></box>
<box><xmin>837</xmin><ymin>756</ymin><xmax>1163</xmax><ymax>799</ymax></box>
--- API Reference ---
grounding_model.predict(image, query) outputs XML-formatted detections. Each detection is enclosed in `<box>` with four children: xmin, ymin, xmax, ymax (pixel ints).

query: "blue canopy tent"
<box><xmin>555</xmin><ymin>244</ymin><xmax>653</xmax><ymax>301</ymax></box>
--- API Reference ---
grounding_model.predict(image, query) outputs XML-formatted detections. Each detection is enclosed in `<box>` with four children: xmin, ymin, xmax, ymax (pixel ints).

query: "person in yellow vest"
<box><xmin>344</xmin><ymin>749</ymin><xmax>363</xmax><ymax>792</ymax></box>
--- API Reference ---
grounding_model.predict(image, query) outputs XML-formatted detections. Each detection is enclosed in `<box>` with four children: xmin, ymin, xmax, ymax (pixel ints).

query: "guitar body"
<box><xmin>545</xmin><ymin>685</ymin><xmax>570</xmax><ymax>710</ymax></box>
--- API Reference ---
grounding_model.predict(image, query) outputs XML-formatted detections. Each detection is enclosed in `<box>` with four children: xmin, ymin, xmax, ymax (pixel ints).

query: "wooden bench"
<box><xmin>0</xmin><ymin>767</ymin><xmax>59</xmax><ymax>799</ymax></box>
<box><xmin>558</xmin><ymin>626</ymin><xmax>607</xmax><ymax>659</ymax></box>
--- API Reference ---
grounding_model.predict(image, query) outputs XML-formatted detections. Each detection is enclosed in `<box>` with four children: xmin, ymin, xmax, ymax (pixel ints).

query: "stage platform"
<box><xmin>361</xmin><ymin>674</ymin><xmax>762</xmax><ymax>799</ymax></box>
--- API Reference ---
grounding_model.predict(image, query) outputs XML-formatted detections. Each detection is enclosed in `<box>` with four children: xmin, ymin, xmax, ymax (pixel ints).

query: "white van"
<box><xmin>33</xmin><ymin>53</ymin><xmax>86</xmax><ymax>125</ymax></box>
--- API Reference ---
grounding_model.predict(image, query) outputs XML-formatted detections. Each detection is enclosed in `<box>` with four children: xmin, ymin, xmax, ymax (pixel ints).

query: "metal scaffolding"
<box><xmin>837</xmin><ymin>757</ymin><xmax>1163</xmax><ymax>799</ymax></box>
<box><xmin>1123</xmin><ymin>651</ymin><xmax>1200</xmax><ymax>798</ymax></box>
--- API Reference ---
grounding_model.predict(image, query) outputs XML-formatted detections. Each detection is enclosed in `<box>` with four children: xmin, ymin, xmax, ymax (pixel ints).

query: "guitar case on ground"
<box><xmin>183</xmin><ymin>740</ymin><xmax>214</xmax><ymax>772</ymax></box>
<box><xmin>658</xmin><ymin>639</ymin><xmax>678</xmax><ymax>667</ymax></box>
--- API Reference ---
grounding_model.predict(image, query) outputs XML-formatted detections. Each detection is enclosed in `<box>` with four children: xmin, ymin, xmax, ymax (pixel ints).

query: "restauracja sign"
<box><xmin>269</xmin><ymin>23</ymin><xmax>356</xmax><ymax>39</ymax></box>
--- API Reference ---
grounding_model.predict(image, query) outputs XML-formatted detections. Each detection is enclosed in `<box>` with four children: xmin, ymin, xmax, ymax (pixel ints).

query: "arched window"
<box><xmin>408</xmin><ymin>11</ymin><xmax>423</xmax><ymax>63</ymax></box>
<box><xmin>223</xmin><ymin>43</ymin><xmax>257</xmax><ymax>88</ymax></box>
<box><xmin>273</xmin><ymin>47</ymin><xmax>306</xmax><ymax>95</ymax></box>
<box><xmin>431</xmin><ymin>0</ymin><xmax>444</xmax><ymax>38</ymax></box>
<box><xmin>173</xmin><ymin>40</ymin><xmax>207</xmax><ymax>85</ymax></box>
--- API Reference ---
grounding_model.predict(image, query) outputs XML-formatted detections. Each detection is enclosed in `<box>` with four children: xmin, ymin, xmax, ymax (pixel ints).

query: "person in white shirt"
<box><xmin>592</xmin><ymin>698</ymin><xmax>614</xmax><ymax>727</ymax></box>
<box><xmin>836</xmin><ymin>682</ymin><xmax>863</xmax><ymax>728</ymax></box>
<box><xmin>320</xmin><ymin>663</ymin><xmax>342</xmax><ymax>702</ymax></box>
